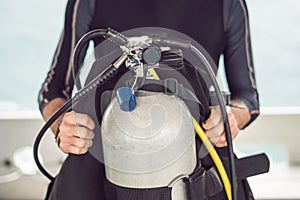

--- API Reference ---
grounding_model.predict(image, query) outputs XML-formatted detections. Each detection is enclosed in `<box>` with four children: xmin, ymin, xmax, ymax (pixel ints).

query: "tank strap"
<box><xmin>184</xmin><ymin>165</ymin><xmax>223</xmax><ymax>199</ymax></box>
<box><xmin>235</xmin><ymin>153</ymin><xmax>270</xmax><ymax>180</ymax></box>
<box><xmin>140</xmin><ymin>79</ymin><xmax>200</xmax><ymax>103</ymax></box>
<box><xmin>184</xmin><ymin>153</ymin><xmax>269</xmax><ymax>199</ymax></box>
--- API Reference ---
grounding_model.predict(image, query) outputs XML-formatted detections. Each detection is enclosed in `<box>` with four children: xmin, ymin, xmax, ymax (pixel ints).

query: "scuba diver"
<box><xmin>37</xmin><ymin>0</ymin><xmax>268</xmax><ymax>199</ymax></box>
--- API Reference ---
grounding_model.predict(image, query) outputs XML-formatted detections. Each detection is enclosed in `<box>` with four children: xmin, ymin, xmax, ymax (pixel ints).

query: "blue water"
<box><xmin>0</xmin><ymin>0</ymin><xmax>299</xmax><ymax>111</ymax></box>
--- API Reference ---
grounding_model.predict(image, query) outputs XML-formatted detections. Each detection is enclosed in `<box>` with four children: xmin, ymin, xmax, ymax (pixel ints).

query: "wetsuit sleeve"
<box><xmin>223</xmin><ymin>0</ymin><xmax>259</xmax><ymax>127</ymax></box>
<box><xmin>38</xmin><ymin>0</ymin><xmax>96</xmax><ymax>112</ymax></box>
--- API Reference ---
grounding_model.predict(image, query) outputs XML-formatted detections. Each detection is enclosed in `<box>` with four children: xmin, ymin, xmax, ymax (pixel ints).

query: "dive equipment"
<box><xmin>34</xmin><ymin>28</ymin><xmax>270</xmax><ymax>200</ymax></box>
<box><xmin>102</xmin><ymin>91</ymin><xmax>196</xmax><ymax>199</ymax></box>
<box><xmin>149</xmin><ymin>68</ymin><xmax>232</xmax><ymax>200</ymax></box>
<box><xmin>116</xmin><ymin>87</ymin><xmax>137</xmax><ymax>112</ymax></box>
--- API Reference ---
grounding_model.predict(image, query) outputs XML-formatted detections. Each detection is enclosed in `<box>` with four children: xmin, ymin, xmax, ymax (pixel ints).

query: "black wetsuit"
<box><xmin>39</xmin><ymin>0</ymin><xmax>258</xmax><ymax>199</ymax></box>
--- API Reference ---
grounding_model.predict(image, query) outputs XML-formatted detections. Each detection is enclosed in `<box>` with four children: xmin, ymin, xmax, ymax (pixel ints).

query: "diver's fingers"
<box><xmin>59</xmin><ymin>135</ymin><xmax>92</xmax><ymax>154</ymax></box>
<box><xmin>59</xmin><ymin>130</ymin><xmax>93</xmax><ymax>147</ymax></box>
<box><xmin>205</xmin><ymin>120</ymin><xmax>224</xmax><ymax>139</ymax></box>
<box><xmin>63</xmin><ymin>111</ymin><xmax>95</xmax><ymax>130</ymax></box>
<box><xmin>58</xmin><ymin>118</ymin><xmax>94</xmax><ymax>154</ymax></box>
<box><xmin>74</xmin><ymin>126</ymin><xmax>95</xmax><ymax>139</ymax></box>
<box><xmin>59</xmin><ymin>119</ymin><xmax>95</xmax><ymax>139</ymax></box>
<box><xmin>62</xmin><ymin>145</ymin><xmax>88</xmax><ymax>155</ymax></box>
<box><xmin>68</xmin><ymin>136</ymin><xmax>93</xmax><ymax>149</ymax></box>
<box><xmin>209</xmin><ymin>135</ymin><xmax>226</xmax><ymax>146</ymax></box>
<box><xmin>214</xmin><ymin>112</ymin><xmax>240</xmax><ymax>147</ymax></box>
<box><xmin>83</xmin><ymin>139</ymin><xmax>93</xmax><ymax>148</ymax></box>
<box><xmin>202</xmin><ymin>108</ymin><xmax>222</xmax><ymax>130</ymax></box>
<box><xmin>228</xmin><ymin>112</ymin><xmax>239</xmax><ymax>138</ymax></box>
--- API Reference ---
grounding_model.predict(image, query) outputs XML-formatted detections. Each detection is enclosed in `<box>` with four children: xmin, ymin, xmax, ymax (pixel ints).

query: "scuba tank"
<box><xmin>101</xmin><ymin>90</ymin><xmax>196</xmax><ymax>199</ymax></box>
<box><xmin>34</xmin><ymin>28</ymin><xmax>270</xmax><ymax>200</ymax></box>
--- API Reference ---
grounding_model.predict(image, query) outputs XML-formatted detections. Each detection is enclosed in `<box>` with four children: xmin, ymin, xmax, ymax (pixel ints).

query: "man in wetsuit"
<box><xmin>38</xmin><ymin>0</ymin><xmax>259</xmax><ymax>199</ymax></box>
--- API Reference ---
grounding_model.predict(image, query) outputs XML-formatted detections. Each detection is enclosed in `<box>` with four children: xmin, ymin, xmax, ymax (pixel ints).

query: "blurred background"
<box><xmin>0</xmin><ymin>0</ymin><xmax>299</xmax><ymax>199</ymax></box>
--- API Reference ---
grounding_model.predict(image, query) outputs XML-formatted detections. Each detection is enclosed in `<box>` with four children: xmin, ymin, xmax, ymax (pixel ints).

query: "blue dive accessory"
<box><xmin>116</xmin><ymin>87</ymin><xmax>137</xmax><ymax>112</ymax></box>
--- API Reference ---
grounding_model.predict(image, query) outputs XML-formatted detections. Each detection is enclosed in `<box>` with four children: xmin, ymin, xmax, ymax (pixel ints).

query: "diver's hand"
<box><xmin>202</xmin><ymin>108</ymin><xmax>239</xmax><ymax>147</ymax></box>
<box><xmin>57</xmin><ymin>111</ymin><xmax>95</xmax><ymax>154</ymax></box>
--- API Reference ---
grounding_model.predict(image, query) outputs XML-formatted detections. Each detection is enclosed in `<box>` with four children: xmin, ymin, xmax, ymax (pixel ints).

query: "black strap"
<box><xmin>140</xmin><ymin>79</ymin><xmax>209</xmax><ymax>123</ymax></box>
<box><xmin>235</xmin><ymin>153</ymin><xmax>270</xmax><ymax>180</ymax></box>
<box><xmin>140</xmin><ymin>79</ymin><xmax>201</xmax><ymax>104</ymax></box>
<box><xmin>184</xmin><ymin>153</ymin><xmax>269</xmax><ymax>199</ymax></box>
<box><xmin>184</xmin><ymin>166</ymin><xmax>207</xmax><ymax>200</ymax></box>
<box><xmin>184</xmin><ymin>165</ymin><xmax>223</xmax><ymax>199</ymax></box>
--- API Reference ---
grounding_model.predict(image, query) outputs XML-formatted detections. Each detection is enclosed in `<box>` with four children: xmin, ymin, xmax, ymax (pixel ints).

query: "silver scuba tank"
<box><xmin>101</xmin><ymin>90</ymin><xmax>197</xmax><ymax>199</ymax></box>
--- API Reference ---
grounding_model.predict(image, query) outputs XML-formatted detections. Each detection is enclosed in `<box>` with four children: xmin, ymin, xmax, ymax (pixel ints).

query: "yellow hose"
<box><xmin>192</xmin><ymin>118</ymin><xmax>232</xmax><ymax>200</ymax></box>
<box><xmin>149</xmin><ymin>68</ymin><xmax>232</xmax><ymax>200</ymax></box>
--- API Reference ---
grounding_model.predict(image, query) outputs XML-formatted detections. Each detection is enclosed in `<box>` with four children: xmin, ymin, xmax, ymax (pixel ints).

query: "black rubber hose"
<box><xmin>34</xmin><ymin>28</ymin><xmax>124</xmax><ymax>181</ymax></box>
<box><xmin>154</xmin><ymin>36</ymin><xmax>237</xmax><ymax>199</ymax></box>
<box><xmin>72</xmin><ymin>29</ymin><xmax>109</xmax><ymax>90</ymax></box>
<box><xmin>33</xmin><ymin>99</ymin><xmax>72</xmax><ymax>181</ymax></box>
<box><xmin>36</xmin><ymin>28</ymin><xmax>237</xmax><ymax>200</ymax></box>
<box><xmin>72</xmin><ymin>28</ymin><xmax>127</xmax><ymax>90</ymax></box>
<box><xmin>34</xmin><ymin>65</ymin><xmax>119</xmax><ymax>181</ymax></box>
<box><xmin>190</xmin><ymin>45</ymin><xmax>237</xmax><ymax>200</ymax></box>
